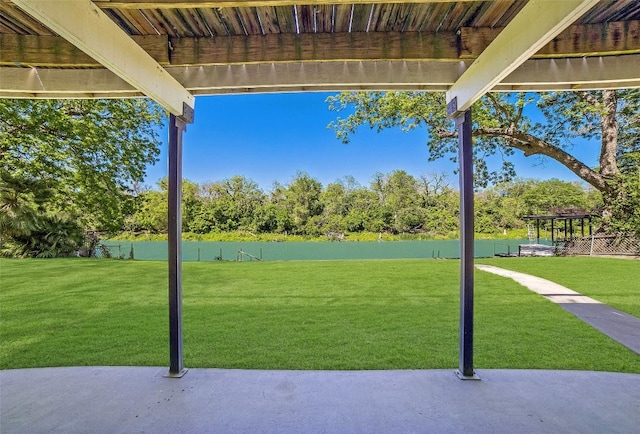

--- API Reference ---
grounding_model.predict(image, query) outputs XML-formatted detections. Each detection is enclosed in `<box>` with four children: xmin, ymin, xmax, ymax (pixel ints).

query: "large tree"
<box><xmin>0</xmin><ymin>98</ymin><xmax>164</xmax><ymax>233</ymax></box>
<box><xmin>327</xmin><ymin>90</ymin><xmax>639</xmax><ymax>230</ymax></box>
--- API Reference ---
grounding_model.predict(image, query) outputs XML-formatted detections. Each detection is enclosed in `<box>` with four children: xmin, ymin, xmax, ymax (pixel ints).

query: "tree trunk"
<box><xmin>597</xmin><ymin>90</ymin><xmax>622</xmax><ymax>228</ymax></box>
<box><xmin>599</xmin><ymin>90</ymin><xmax>619</xmax><ymax>179</ymax></box>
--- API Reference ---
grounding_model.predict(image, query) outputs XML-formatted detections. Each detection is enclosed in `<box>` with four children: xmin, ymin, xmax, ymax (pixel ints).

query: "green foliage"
<box><xmin>0</xmin><ymin>169</ymin><xmax>51</xmax><ymax>238</ymax></box>
<box><xmin>326</xmin><ymin>90</ymin><xmax>640</xmax><ymax>232</ymax></box>
<box><xmin>0</xmin><ymin>98</ymin><xmax>163</xmax><ymax>233</ymax></box>
<box><xmin>326</xmin><ymin>92</ymin><xmax>518</xmax><ymax>187</ymax></box>
<box><xmin>2</xmin><ymin>214</ymin><xmax>83</xmax><ymax>258</ymax></box>
<box><xmin>126</xmin><ymin>189</ymin><xmax>167</xmax><ymax>232</ymax></box>
<box><xmin>278</xmin><ymin>171</ymin><xmax>324</xmax><ymax>232</ymax></box>
<box><xmin>125</xmin><ymin>173</ymin><xmax>599</xmax><ymax>240</ymax></box>
<box><xmin>0</xmin><ymin>170</ymin><xmax>82</xmax><ymax>258</ymax></box>
<box><xmin>605</xmin><ymin>155</ymin><xmax>640</xmax><ymax>236</ymax></box>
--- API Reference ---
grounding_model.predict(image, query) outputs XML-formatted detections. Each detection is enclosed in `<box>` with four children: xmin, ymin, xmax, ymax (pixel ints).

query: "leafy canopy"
<box><xmin>326</xmin><ymin>90</ymin><xmax>640</xmax><ymax>192</ymax></box>
<box><xmin>0</xmin><ymin>98</ymin><xmax>164</xmax><ymax>233</ymax></box>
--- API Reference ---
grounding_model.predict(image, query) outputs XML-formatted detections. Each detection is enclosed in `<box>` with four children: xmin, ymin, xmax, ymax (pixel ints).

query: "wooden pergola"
<box><xmin>2</xmin><ymin>0</ymin><xmax>639</xmax><ymax>379</ymax></box>
<box><xmin>524</xmin><ymin>210</ymin><xmax>594</xmax><ymax>244</ymax></box>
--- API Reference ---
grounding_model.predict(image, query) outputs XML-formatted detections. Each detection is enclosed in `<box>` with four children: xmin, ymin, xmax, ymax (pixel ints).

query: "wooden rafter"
<box><xmin>460</xmin><ymin>20</ymin><xmax>640</xmax><ymax>59</ymax></box>
<box><xmin>3</xmin><ymin>20</ymin><xmax>639</xmax><ymax>67</ymax></box>
<box><xmin>0</xmin><ymin>34</ymin><xmax>170</xmax><ymax>67</ymax></box>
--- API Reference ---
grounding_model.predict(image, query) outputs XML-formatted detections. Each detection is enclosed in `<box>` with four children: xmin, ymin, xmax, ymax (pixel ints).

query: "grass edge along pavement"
<box><xmin>1</xmin><ymin>258</ymin><xmax>638</xmax><ymax>372</ymax></box>
<box><xmin>477</xmin><ymin>256</ymin><xmax>640</xmax><ymax>318</ymax></box>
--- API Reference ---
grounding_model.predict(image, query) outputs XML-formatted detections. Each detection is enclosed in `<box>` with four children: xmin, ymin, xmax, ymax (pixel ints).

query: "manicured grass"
<box><xmin>477</xmin><ymin>257</ymin><xmax>640</xmax><ymax>318</ymax></box>
<box><xmin>1</xmin><ymin>258</ymin><xmax>638</xmax><ymax>372</ymax></box>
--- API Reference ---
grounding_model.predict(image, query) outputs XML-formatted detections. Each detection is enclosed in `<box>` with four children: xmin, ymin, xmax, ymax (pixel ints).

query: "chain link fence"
<box><xmin>99</xmin><ymin>239</ymin><xmax>531</xmax><ymax>261</ymax></box>
<box><xmin>557</xmin><ymin>234</ymin><xmax>640</xmax><ymax>256</ymax></box>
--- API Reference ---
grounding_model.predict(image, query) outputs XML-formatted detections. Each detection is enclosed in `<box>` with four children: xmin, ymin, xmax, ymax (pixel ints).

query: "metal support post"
<box><xmin>450</xmin><ymin>104</ymin><xmax>479</xmax><ymax>380</ymax></box>
<box><xmin>570</xmin><ymin>219</ymin><xmax>574</xmax><ymax>239</ymax></box>
<box><xmin>166</xmin><ymin>113</ymin><xmax>188</xmax><ymax>378</ymax></box>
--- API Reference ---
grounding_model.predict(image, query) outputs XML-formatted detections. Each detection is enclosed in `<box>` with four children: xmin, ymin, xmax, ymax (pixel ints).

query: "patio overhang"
<box><xmin>2</xmin><ymin>1</ymin><xmax>640</xmax><ymax>99</ymax></box>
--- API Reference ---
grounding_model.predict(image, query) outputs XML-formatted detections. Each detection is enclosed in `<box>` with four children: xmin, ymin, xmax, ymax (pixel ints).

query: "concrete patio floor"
<box><xmin>1</xmin><ymin>367</ymin><xmax>639</xmax><ymax>434</ymax></box>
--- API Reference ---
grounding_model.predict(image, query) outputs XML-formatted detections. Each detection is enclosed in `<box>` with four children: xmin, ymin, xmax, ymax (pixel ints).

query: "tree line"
<box><xmin>125</xmin><ymin>171</ymin><xmax>601</xmax><ymax>239</ymax></box>
<box><xmin>2</xmin><ymin>90</ymin><xmax>638</xmax><ymax>257</ymax></box>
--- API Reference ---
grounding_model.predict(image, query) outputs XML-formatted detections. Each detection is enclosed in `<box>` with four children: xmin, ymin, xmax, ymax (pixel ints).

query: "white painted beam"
<box><xmin>3</xmin><ymin>55</ymin><xmax>639</xmax><ymax>98</ymax></box>
<box><xmin>446</xmin><ymin>0</ymin><xmax>600</xmax><ymax>117</ymax></box>
<box><xmin>11</xmin><ymin>0</ymin><xmax>194</xmax><ymax>120</ymax></box>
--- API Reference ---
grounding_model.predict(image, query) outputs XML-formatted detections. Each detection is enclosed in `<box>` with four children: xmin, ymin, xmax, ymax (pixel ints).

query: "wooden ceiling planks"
<box><xmin>370</xmin><ymin>3</ymin><xmax>395</xmax><ymax>32</ymax></box>
<box><xmin>196</xmin><ymin>7</ymin><xmax>227</xmax><ymax>35</ymax></box>
<box><xmin>0</xmin><ymin>2</ymin><xmax>53</xmax><ymax>35</ymax></box>
<box><xmin>402</xmin><ymin>3</ymin><xmax>433</xmax><ymax>32</ymax></box>
<box><xmin>581</xmin><ymin>0</ymin><xmax>640</xmax><ymax>23</ymax></box>
<box><xmin>274</xmin><ymin>5</ymin><xmax>295</xmax><ymax>33</ymax></box>
<box><xmin>235</xmin><ymin>6</ymin><xmax>261</xmax><ymax>35</ymax></box>
<box><xmin>294</xmin><ymin>5</ymin><xmax>308</xmax><ymax>32</ymax></box>
<box><xmin>313</xmin><ymin>4</ymin><xmax>333</xmax><ymax>32</ymax></box>
<box><xmin>216</xmin><ymin>6</ymin><xmax>246</xmax><ymax>35</ymax></box>
<box><xmin>257</xmin><ymin>6</ymin><xmax>280</xmax><ymax>34</ymax></box>
<box><xmin>385</xmin><ymin>3</ymin><xmax>414</xmax><ymax>32</ymax></box>
<box><xmin>329</xmin><ymin>4</ymin><xmax>350</xmax><ymax>32</ymax></box>
<box><xmin>347</xmin><ymin>4</ymin><xmax>369</xmax><ymax>32</ymax></box>
<box><xmin>124</xmin><ymin>8</ymin><xmax>162</xmax><ymax>34</ymax></box>
<box><xmin>5</xmin><ymin>1</ymin><xmax>640</xmax><ymax>40</ymax></box>
<box><xmin>419</xmin><ymin>2</ymin><xmax>455</xmax><ymax>31</ymax></box>
<box><xmin>176</xmin><ymin>8</ymin><xmax>212</xmax><ymax>36</ymax></box>
<box><xmin>473</xmin><ymin>0</ymin><xmax>524</xmax><ymax>28</ymax></box>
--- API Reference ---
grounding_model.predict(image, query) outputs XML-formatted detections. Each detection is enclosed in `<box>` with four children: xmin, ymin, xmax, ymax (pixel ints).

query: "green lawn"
<box><xmin>1</xmin><ymin>258</ymin><xmax>638</xmax><ymax>372</ymax></box>
<box><xmin>477</xmin><ymin>257</ymin><xmax>640</xmax><ymax>318</ymax></box>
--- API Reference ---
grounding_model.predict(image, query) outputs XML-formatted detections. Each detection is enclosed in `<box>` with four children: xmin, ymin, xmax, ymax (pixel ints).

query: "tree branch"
<box><xmin>577</xmin><ymin>91</ymin><xmax>600</xmax><ymax>107</ymax></box>
<box><xmin>476</xmin><ymin>127</ymin><xmax>610</xmax><ymax>193</ymax></box>
<box><xmin>514</xmin><ymin>99</ymin><xmax>525</xmax><ymax>126</ymax></box>
<box><xmin>432</xmin><ymin>126</ymin><xmax>610</xmax><ymax>193</ymax></box>
<box><xmin>486</xmin><ymin>93</ymin><xmax>512</xmax><ymax>123</ymax></box>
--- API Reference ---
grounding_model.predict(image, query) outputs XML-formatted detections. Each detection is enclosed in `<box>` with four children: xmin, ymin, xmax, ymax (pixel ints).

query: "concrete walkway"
<box><xmin>1</xmin><ymin>367</ymin><xmax>639</xmax><ymax>434</ymax></box>
<box><xmin>476</xmin><ymin>264</ymin><xmax>640</xmax><ymax>354</ymax></box>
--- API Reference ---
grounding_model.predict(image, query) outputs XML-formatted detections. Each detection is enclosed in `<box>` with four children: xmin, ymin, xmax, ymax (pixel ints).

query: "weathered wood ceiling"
<box><xmin>1</xmin><ymin>1</ymin><xmax>640</xmax><ymax>114</ymax></box>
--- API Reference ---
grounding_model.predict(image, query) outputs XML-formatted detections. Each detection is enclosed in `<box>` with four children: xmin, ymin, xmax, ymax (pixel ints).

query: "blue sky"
<box><xmin>144</xmin><ymin>92</ymin><xmax>600</xmax><ymax>191</ymax></box>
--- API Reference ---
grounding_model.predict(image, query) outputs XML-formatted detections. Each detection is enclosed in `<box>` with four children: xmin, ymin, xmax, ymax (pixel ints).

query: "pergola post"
<box><xmin>166</xmin><ymin>113</ymin><xmax>188</xmax><ymax>377</ymax></box>
<box><xmin>448</xmin><ymin>100</ymin><xmax>479</xmax><ymax>380</ymax></box>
